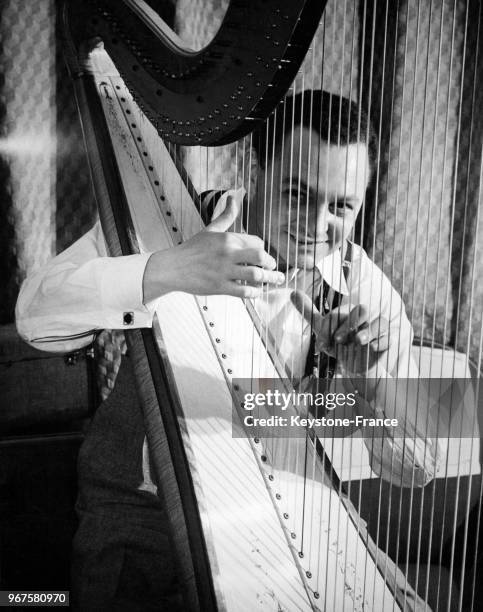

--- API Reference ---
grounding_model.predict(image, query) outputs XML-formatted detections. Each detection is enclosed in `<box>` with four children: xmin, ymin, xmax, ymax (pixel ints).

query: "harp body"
<box><xmin>77</xmin><ymin>45</ymin><xmax>409</xmax><ymax>611</ymax></box>
<box><xmin>62</xmin><ymin>1</ymin><xmax>482</xmax><ymax>610</ymax></box>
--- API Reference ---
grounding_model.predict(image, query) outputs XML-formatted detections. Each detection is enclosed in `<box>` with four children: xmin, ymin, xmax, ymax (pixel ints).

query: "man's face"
<box><xmin>252</xmin><ymin>126</ymin><xmax>370</xmax><ymax>270</ymax></box>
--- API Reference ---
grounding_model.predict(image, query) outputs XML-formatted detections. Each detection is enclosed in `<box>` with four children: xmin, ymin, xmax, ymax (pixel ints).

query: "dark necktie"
<box><xmin>304</xmin><ymin>280</ymin><xmax>340</xmax><ymax>379</ymax></box>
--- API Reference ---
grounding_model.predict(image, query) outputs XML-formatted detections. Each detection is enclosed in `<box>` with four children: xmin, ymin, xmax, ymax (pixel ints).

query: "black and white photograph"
<box><xmin>1</xmin><ymin>1</ymin><xmax>482</xmax><ymax>610</ymax></box>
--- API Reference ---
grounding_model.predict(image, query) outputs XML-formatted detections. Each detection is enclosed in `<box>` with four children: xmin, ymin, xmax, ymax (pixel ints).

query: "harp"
<box><xmin>61</xmin><ymin>1</ymin><xmax>482</xmax><ymax>610</ymax></box>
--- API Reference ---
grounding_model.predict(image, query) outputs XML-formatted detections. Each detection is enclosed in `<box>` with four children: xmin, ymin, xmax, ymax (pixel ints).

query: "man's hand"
<box><xmin>143</xmin><ymin>196</ymin><xmax>285</xmax><ymax>302</ymax></box>
<box><xmin>291</xmin><ymin>291</ymin><xmax>389</xmax><ymax>375</ymax></box>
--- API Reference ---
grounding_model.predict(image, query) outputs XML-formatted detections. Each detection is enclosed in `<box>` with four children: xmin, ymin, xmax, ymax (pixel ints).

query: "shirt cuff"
<box><xmin>100</xmin><ymin>252</ymin><xmax>157</xmax><ymax>329</ymax></box>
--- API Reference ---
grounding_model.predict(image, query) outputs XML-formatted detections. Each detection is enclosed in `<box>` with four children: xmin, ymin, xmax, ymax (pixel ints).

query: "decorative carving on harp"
<box><xmin>62</xmin><ymin>1</ymin><xmax>482</xmax><ymax>611</ymax></box>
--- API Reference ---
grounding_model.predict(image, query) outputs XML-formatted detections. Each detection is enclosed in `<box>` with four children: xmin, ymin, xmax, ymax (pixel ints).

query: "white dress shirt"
<box><xmin>15</xmin><ymin>193</ymin><xmax>413</xmax><ymax>381</ymax></box>
<box><xmin>15</xmin><ymin>195</ymin><xmax>441</xmax><ymax>487</ymax></box>
<box><xmin>16</xmin><ymin>220</ymin><xmax>157</xmax><ymax>353</ymax></box>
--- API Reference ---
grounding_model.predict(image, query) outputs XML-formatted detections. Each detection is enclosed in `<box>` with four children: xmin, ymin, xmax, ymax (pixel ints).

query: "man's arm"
<box><xmin>16</xmin><ymin>197</ymin><xmax>284</xmax><ymax>354</ymax></box>
<box><xmin>345</xmin><ymin>373</ymin><xmax>441</xmax><ymax>487</ymax></box>
<box><xmin>15</xmin><ymin>220</ymin><xmax>151</xmax><ymax>353</ymax></box>
<box><xmin>292</xmin><ymin>292</ymin><xmax>441</xmax><ymax>487</ymax></box>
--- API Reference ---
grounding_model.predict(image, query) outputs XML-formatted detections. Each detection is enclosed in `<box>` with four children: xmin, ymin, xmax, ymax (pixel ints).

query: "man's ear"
<box><xmin>236</xmin><ymin>136</ymin><xmax>260</xmax><ymax>198</ymax></box>
<box><xmin>248</xmin><ymin>145</ymin><xmax>259</xmax><ymax>199</ymax></box>
<box><xmin>247</xmin><ymin>147</ymin><xmax>260</xmax><ymax>198</ymax></box>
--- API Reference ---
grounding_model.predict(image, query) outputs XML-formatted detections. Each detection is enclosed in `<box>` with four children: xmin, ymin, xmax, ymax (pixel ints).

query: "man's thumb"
<box><xmin>205</xmin><ymin>195</ymin><xmax>240</xmax><ymax>232</ymax></box>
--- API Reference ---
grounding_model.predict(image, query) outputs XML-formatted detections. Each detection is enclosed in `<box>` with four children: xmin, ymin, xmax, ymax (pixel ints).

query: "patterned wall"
<box><xmin>0</xmin><ymin>0</ymin><xmax>97</xmax><ymax>324</ymax></box>
<box><xmin>176</xmin><ymin>0</ymin><xmax>483</xmax><ymax>370</ymax></box>
<box><xmin>2</xmin><ymin>1</ymin><xmax>481</xmax><ymax>373</ymax></box>
<box><xmin>0</xmin><ymin>0</ymin><xmax>56</xmax><ymax>323</ymax></box>
<box><xmin>363</xmin><ymin>0</ymin><xmax>461</xmax><ymax>347</ymax></box>
<box><xmin>55</xmin><ymin>33</ymin><xmax>97</xmax><ymax>254</ymax></box>
<box><xmin>451</xmin><ymin>0</ymin><xmax>483</xmax><ymax>368</ymax></box>
<box><xmin>363</xmin><ymin>0</ymin><xmax>483</xmax><ymax>368</ymax></box>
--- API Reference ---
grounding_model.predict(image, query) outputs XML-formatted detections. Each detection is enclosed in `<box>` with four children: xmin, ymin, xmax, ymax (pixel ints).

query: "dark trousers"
<box><xmin>71</xmin><ymin>357</ymin><xmax>183</xmax><ymax>611</ymax></box>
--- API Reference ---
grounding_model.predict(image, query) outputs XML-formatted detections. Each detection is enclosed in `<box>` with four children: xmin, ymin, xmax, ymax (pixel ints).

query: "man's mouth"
<box><xmin>289</xmin><ymin>232</ymin><xmax>329</xmax><ymax>246</ymax></box>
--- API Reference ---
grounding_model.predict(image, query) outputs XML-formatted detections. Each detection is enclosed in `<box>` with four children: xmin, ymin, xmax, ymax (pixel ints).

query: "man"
<box><xmin>16</xmin><ymin>90</ymin><xmax>439</xmax><ymax>609</ymax></box>
<box><xmin>242</xmin><ymin>91</ymin><xmax>441</xmax><ymax>486</ymax></box>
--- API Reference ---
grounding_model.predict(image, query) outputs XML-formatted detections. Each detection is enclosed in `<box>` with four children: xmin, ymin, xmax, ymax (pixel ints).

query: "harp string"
<box><xmin>341</xmin><ymin>0</ymin><xmax>358</xmax><ymax>505</ymax></box>
<box><xmin>382</xmin><ymin>1</ymin><xmax>420</xmax><ymax>603</ymax></box>
<box><xmin>364</xmin><ymin>0</ymin><xmax>419</xmax><ymax>604</ymax></box>
<box><xmin>410</xmin><ymin>0</ymin><xmax>440</xmax><ymax>602</ymax></box>
<box><xmin>353</xmin><ymin>0</ymin><xmax>378</xmax><ymax>605</ymax></box>
<box><xmin>449</xmin><ymin>3</ymin><xmax>482</xmax><ymax>609</ymax></box>
<box><xmin>333</xmin><ymin>3</ymin><xmax>362</xmax><ymax>602</ymax></box>
<box><xmin>417</xmin><ymin>4</ymin><xmax>454</xmax><ymax>603</ymax></box>
<box><xmin>148</xmin><ymin>0</ymin><xmax>481</xmax><ymax>607</ymax></box>
<box><xmin>399</xmin><ymin>0</ymin><xmax>426</xmax><ymax>604</ymax></box>
<box><xmin>469</xmin><ymin>320</ymin><xmax>483</xmax><ymax>610</ymax></box>
<box><xmin>435</xmin><ymin>1</ymin><xmax>470</xmax><ymax>607</ymax></box>
<box><xmin>364</xmin><ymin>2</ymin><xmax>390</xmax><ymax>605</ymax></box>
<box><xmin>364</xmin><ymin>5</ymin><xmax>391</xmax><ymax>603</ymax></box>
<box><xmin>423</xmin><ymin>0</ymin><xmax>459</xmax><ymax>603</ymax></box>
<box><xmin>304</xmin><ymin>46</ymin><xmax>320</xmax><ymax>582</ymax></box>
<box><xmin>461</xmin><ymin>123</ymin><xmax>483</xmax><ymax>610</ymax></box>
<box><xmin>376</xmin><ymin>0</ymin><xmax>405</xmax><ymax>587</ymax></box>
<box><xmin>393</xmin><ymin>6</ymin><xmax>415</xmax><ymax>599</ymax></box>
<box><xmin>293</xmin><ymin>78</ymin><xmax>305</xmax><ymax>385</ymax></box>
<box><xmin>414</xmin><ymin>0</ymin><xmax>458</xmax><ymax>603</ymax></box>
<box><xmin>308</xmin><ymin>5</ymin><xmax>337</xmax><ymax>601</ymax></box>
<box><xmin>440</xmin><ymin>0</ymin><xmax>461</xmax><ymax>374</ymax></box>
<box><xmin>290</xmin><ymin>76</ymin><xmax>303</xmax><ymax>548</ymax></box>
<box><xmin>317</xmin><ymin>40</ymin><xmax>336</xmax><ymax>552</ymax></box>
<box><xmin>291</xmin><ymin>74</ymin><xmax>307</xmax><ymax>563</ymax></box>
<box><xmin>331</xmin><ymin>3</ymin><xmax>350</xmax><ymax>607</ymax></box>
<box><xmin>264</xmin><ymin>112</ymin><xmax>277</xmax><ymax>506</ymax></box>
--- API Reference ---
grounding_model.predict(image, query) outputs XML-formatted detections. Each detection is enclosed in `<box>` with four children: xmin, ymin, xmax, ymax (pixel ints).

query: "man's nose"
<box><xmin>314</xmin><ymin>204</ymin><xmax>329</xmax><ymax>239</ymax></box>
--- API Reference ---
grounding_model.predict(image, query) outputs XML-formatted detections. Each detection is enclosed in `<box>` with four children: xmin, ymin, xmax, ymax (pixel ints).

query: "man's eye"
<box><xmin>329</xmin><ymin>200</ymin><xmax>353</xmax><ymax>212</ymax></box>
<box><xmin>283</xmin><ymin>189</ymin><xmax>305</xmax><ymax>201</ymax></box>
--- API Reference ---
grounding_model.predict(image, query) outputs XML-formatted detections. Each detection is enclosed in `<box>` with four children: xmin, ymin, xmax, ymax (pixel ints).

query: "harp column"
<box><xmin>175</xmin><ymin>0</ymin><xmax>362</xmax><ymax>193</ymax></box>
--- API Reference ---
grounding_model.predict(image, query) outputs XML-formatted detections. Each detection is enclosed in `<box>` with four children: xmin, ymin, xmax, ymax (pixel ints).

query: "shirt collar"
<box><xmin>285</xmin><ymin>248</ymin><xmax>349</xmax><ymax>297</ymax></box>
<box><xmin>315</xmin><ymin>248</ymin><xmax>349</xmax><ymax>296</ymax></box>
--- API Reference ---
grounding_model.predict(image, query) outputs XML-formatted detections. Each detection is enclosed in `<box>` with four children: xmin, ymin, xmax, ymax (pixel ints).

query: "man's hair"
<box><xmin>251</xmin><ymin>90</ymin><xmax>378</xmax><ymax>176</ymax></box>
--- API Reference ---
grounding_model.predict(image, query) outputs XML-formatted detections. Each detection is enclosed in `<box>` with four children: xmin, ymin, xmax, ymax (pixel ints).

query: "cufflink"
<box><xmin>123</xmin><ymin>311</ymin><xmax>134</xmax><ymax>325</ymax></box>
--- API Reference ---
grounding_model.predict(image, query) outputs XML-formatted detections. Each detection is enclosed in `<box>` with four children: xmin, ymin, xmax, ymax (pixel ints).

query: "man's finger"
<box><xmin>353</xmin><ymin>322</ymin><xmax>371</xmax><ymax>346</ymax></box>
<box><xmin>234</xmin><ymin>266</ymin><xmax>285</xmax><ymax>286</ymax></box>
<box><xmin>333</xmin><ymin>304</ymin><xmax>369</xmax><ymax>344</ymax></box>
<box><xmin>234</xmin><ymin>247</ymin><xmax>277</xmax><ymax>270</ymax></box>
<box><xmin>229</xmin><ymin>282</ymin><xmax>263</xmax><ymax>299</ymax></box>
<box><xmin>290</xmin><ymin>290</ymin><xmax>322</xmax><ymax>324</ymax></box>
<box><xmin>237</xmin><ymin>233</ymin><xmax>265</xmax><ymax>250</ymax></box>
<box><xmin>354</xmin><ymin>318</ymin><xmax>389</xmax><ymax>352</ymax></box>
<box><xmin>370</xmin><ymin>334</ymin><xmax>390</xmax><ymax>353</ymax></box>
<box><xmin>205</xmin><ymin>196</ymin><xmax>239</xmax><ymax>233</ymax></box>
